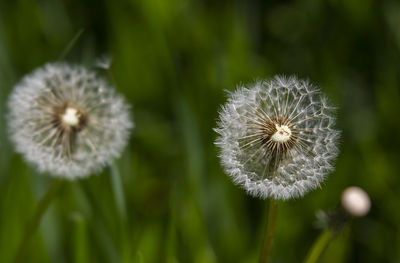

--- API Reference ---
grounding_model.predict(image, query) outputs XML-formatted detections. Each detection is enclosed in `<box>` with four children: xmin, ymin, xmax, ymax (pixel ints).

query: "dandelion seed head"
<box><xmin>215</xmin><ymin>76</ymin><xmax>340</xmax><ymax>200</ymax></box>
<box><xmin>7</xmin><ymin>63</ymin><xmax>133</xmax><ymax>179</ymax></box>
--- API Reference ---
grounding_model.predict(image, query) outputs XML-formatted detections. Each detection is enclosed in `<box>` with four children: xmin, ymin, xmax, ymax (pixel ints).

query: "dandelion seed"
<box><xmin>7</xmin><ymin>63</ymin><xmax>133</xmax><ymax>179</ymax></box>
<box><xmin>214</xmin><ymin>76</ymin><xmax>340</xmax><ymax>200</ymax></box>
<box><xmin>94</xmin><ymin>55</ymin><xmax>113</xmax><ymax>69</ymax></box>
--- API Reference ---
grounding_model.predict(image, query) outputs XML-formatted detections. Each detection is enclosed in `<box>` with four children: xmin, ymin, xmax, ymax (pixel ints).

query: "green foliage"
<box><xmin>1</xmin><ymin>0</ymin><xmax>400</xmax><ymax>262</ymax></box>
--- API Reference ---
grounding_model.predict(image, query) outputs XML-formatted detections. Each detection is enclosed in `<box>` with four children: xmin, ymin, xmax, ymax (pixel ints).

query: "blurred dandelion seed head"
<box><xmin>215</xmin><ymin>76</ymin><xmax>340</xmax><ymax>200</ymax></box>
<box><xmin>7</xmin><ymin>63</ymin><xmax>133</xmax><ymax>179</ymax></box>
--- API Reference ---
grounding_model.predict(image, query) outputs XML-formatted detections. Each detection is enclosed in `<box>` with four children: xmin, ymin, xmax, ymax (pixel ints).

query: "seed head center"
<box><xmin>61</xmin><ymin>107</ymin><xmax>80</xmax><ymax>127</ymax></box>
<box><xmin>271</xmin><ymin>124</ymin><xmax>292</xmax><ymax>143</ymax></box>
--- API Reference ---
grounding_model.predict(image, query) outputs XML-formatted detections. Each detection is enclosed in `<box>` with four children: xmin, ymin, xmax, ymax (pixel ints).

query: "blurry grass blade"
<box><xmin>0</xmin><ymin>157</ymin><xmax>31</xmax><ymax>263</ymax></box>
<box><xmin>122</xmin><ymin>233</ymin><xmax>133</xmax><ymax>263</ymax></box>
<box><xmin>94</xmin><ymin>220</ymin><xmax>121</xmax><ymax>263</ymax></box>
<box><xmin>12</xmin><ymin>178</ymin><xmax>63</xmax><ymax>263</ymax></box>
<box><xmin>303</xmin><ymin>228</ymin><xmax>334</xmax><ymax>263</ymax></box>
<box><xmin>109</xmin><ymin>162</ymin><xmax>127</xmax><ymax>220</ymax></box>
<box><xmin>136</xmin><ymin>251</ymin><xmax>144</xmax><ymax>263</ymax></box>
<box><xmin>58</xmin><ymin>28</ymin><xmax>85</xmax><ymax>60</ymax></box>
<box><xmin>72</xmin><ymin>213</ymin><xmax>90</xmax><ymax>263</ymax></box>
<box><xmin>166</xmin><ymin>180</ymin><xmax>178</xmax><ymax>263</ymax></box>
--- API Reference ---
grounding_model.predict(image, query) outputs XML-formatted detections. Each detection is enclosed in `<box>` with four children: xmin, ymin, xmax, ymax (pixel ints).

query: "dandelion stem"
<box><xmin>13</xmin><ymin>178</ymin><xmax>64</xmax><ymax>263</ymax></box>
<box><xmin>259</xmin><ymin>199</ymin><xmax>278</xmax><ymax>263</ymax></box>
<box><xmin>303</xmin><ymin>228</ymin><xmax>334</xmax><ymax>263</ymax></box>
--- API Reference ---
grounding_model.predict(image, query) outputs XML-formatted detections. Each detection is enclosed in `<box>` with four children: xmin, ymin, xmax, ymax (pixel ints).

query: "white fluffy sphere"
<box><xmin>7</xmin><ymin>63</ymin><xmax>133</xmax><ymax>179</ymax></box>
<box><xmin>341</xmin><ymin>186</ymin><xmax>371</xmax><ymax>217</ymax></box>
<box><xmin>215</xmin><ymin>76</ymin><xmax>340</xmax><ymax>200</ymax></box>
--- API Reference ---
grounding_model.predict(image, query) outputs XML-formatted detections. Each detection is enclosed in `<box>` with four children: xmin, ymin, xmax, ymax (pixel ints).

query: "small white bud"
<box><xmin>341</xmin><ymin>186</ymin><xmax>371</xmax><ymax>217</ymax></box>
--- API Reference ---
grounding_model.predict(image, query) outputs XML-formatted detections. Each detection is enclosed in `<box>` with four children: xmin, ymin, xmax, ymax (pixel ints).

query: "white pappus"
<box><xmin>215</xmin><ymin>76</ymin><xmax>340</xmax><ymax>200</ymax></box>
<box><xmin>7</xmin><ymin>63</ymin><xmax>133</xmax><ymax>179</ymax></box>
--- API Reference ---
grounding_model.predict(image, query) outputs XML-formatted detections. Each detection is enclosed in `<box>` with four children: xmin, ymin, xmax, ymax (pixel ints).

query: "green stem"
<box><xmin>13</xmin><ymin>178</ymin><xmax>64</xmax><ymax>263</ymax></box>
<box><xmin>259</xmin><ymin>199</ymin><xmax>278</xmax><ymax>263</ymax></box>
<box><xmin>109</xmin><ymin>162</ymin><xmax>127</xmax><ymax>221</ymax></box>
<box><xmin>58</xmin><ymin>28</ymin><xmax>85</xmax><ymax>60</ymax></box>
<box><xmin>303</xmin><ymin>228</ymin><xmax>334</xmax><ymax>263</ymax></box>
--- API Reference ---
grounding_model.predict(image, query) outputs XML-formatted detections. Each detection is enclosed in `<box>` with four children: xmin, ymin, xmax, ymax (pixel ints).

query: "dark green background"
<box><xmin>0</xmin><ymin>0</ymin><xmax>399</xmax><ymax>262</ymax></box>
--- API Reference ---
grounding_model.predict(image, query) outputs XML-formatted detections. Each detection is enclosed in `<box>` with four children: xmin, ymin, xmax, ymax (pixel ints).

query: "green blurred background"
<box><xmin>1</xmin><ymin>0</ymin><xmax>400</xmax><ymax>262</ymax></box>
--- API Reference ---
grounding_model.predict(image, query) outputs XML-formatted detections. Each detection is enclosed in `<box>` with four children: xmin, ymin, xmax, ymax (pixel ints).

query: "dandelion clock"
<box><xmin>7</xmin><ymin>63</ymin><xmax>133</xmax><ymax>179</ymax></box>
<box><xmin>215</xmin><ymin>76</ymin><xmax>340</xmax><ymax>200</ymax></box>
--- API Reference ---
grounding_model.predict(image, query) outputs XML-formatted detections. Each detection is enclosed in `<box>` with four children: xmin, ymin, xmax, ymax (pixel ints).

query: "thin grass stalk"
<box><xmin>12</xmin><ymin>178</ymin><xmax>63</xmax><ymax>263</ymax></box>
<box><xmin>303</xmin><ymin>228</ymin><xmax>334</xmax><ymax>263</ymax></box>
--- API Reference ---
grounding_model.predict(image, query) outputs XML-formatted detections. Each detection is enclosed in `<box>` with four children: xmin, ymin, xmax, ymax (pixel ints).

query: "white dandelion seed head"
<box><xmin>341</xmin><ymin>186</ymin><xmax>371</xmax><ymax>217</ymax></box>
<box><xmin>215</xmin><ymin>76</ymin><xmax>340</xmax><ymax>200</ymax></box>
<box><xmin>7</xmin><ymin>63</ymin><xmax>133</xmax><ymax>179</ymax></box>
